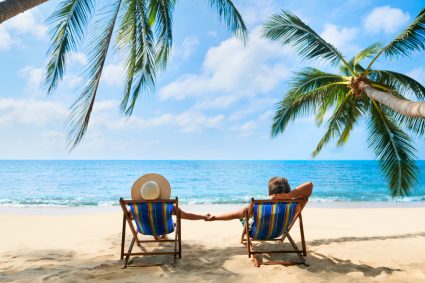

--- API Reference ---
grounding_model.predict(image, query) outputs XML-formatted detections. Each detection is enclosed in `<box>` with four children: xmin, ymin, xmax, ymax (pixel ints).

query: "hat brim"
<box><xmin>131</xmin><ymin>173</ymin><xmax>171</xmax><ymax>200</ymax></box>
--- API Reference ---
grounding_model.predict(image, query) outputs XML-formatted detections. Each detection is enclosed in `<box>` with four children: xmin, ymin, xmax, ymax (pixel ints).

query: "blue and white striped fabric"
<box><xmin>250</xmin><ymin>202</ymin><xmax>298</xmax><ymax>240</ymax></box>
<box><xmin>129</xmin><ymin>202</ymin><xmax>174</xmax><ymax>236</ymax></box>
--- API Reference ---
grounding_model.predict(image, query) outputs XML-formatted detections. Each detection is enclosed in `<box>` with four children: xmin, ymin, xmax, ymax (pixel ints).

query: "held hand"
<box><xmin>206</xmin><ymin>215</ymin><xmax>216</xmax><ymax>221</ymax></box>
<box><xmin>202</xmin><ymin>213</ymin><xmax>211</xmax><ymax>221</ymax></box>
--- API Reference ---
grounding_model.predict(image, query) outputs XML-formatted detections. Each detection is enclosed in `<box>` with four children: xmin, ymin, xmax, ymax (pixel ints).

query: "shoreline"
<box><xmin>1</xmin><ymin>201</ymin><xmax>425</xmax><ymax>215</ymax></box>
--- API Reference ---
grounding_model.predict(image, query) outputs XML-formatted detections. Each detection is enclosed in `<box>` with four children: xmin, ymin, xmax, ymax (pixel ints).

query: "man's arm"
<box><xmin>272</xmin><ymin>181</ymin><xmax>313</xmax><ymax>200</ymax></box>
<box><xmin>206</xmin><ymin>206</ymin><xmax>249</xmax><ymax>221</ymax></box>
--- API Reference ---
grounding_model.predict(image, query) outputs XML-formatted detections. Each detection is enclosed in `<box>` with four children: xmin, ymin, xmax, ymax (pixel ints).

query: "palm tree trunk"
<box><xmin>360</xmin><ymin>82</ymin><xmax>425</xmax><ymax>118</ymax></box>
<box><xmin>0</xmin><ymin>0</ymin><xmax>49</xmax><ymax>24</ymax></box>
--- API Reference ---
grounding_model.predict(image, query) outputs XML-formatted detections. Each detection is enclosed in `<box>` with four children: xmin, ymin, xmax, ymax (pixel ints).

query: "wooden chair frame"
<box><xmin>240</xmin><ymin>198</ymin><xmax>308</xmax><ymax>267</ymax></box>
<box><xmin>119</xmin><ymin>197</ymin><xmax>182</xmax><ymax>268</ymax></box>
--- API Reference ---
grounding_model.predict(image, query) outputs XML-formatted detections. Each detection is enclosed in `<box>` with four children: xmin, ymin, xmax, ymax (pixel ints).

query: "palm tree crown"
<box><xmin>263</xmin><ymin>10</ymin><xmax>425</xmax><ymax>197</ymax></box>
<box><xmin>45</xmin><ymin>0</ymin><xmax>247</xmax><ymax>148</ymax></box>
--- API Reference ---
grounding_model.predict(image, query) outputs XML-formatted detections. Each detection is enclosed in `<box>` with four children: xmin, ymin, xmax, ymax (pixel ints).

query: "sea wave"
<box><xmin>1</xmin><ymin>195</ymin><xmax>425</xmax><ymax>207</ymax></box>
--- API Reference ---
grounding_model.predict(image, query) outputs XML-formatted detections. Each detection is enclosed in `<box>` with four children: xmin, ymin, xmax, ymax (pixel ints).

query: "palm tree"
<box><xmin>41</xmin><ymin>0</ymin><xmax>247</xmax><ymax>148</ymax></box>
<box><xmin>263</xmin><ymin>10</ymin><xmax>425</xmax><ymax>197</ymax></box>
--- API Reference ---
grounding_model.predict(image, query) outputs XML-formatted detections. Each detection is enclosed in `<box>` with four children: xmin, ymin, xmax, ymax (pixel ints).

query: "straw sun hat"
<box><xmin>131</xmin><ymin>173</ymin><xmax>171</xmax><ymax>200</ymax></box>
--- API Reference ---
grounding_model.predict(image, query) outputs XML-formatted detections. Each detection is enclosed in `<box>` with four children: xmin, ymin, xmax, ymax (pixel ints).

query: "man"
<box><xmin>206</xmin><ymin>178</ymin><xmax>313</xmax><ymax>221</ymax></box>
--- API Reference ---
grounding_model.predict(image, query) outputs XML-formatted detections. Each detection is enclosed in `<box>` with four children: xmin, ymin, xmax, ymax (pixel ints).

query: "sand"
<box><xmin>0</xmin><ymin>204</ymin><xmax>425</xmax><ymax>282</ymax></box>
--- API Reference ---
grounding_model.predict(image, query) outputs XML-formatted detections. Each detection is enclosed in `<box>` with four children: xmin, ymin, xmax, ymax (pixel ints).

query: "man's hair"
<box><xmin>268</xmin><ymin>177</ymin><xmax>291</xmax><ymax>195</ymax></box>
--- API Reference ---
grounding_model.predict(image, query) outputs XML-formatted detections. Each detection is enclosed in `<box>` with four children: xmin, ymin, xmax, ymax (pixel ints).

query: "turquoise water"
<box><xmin>0</xmin><ymin>160</ymin><xmax>424</xmax><ymax>206</ymax></box>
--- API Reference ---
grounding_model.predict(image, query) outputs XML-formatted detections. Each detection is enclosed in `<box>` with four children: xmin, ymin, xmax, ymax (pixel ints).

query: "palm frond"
<box><xmin>149</xmin><ymin>0</ymin><xmax>175</xmax><ymax>68</ymax></box>
<box><xmin>290</xmin><ymin>67</ymin><xmax>349</xmax><ymax>96</ymax></box>
<box><xmin>121</xmin><ymin>0</ymin><xmax>157</xmax><ymax>116</ymax></box>
<box><xmin>353</xmin><ymin>42</ymin><xmax>382</xmax><ymax>66</ymax></box>
<box><xmin>336</xmin><ymin>95</ymin><xmax>368</xmax><ymax>146</ymax></box>
<box><xmin>368</xmin><ymin>70</ymin><xmax>425</xmax><ymax>100</ymax></box>
<box><xmin>66</xmin><ymin>0</ymin><xmax>122</xmax><ymax>148</ymax></box>
<box><xmin>368</xmin><ymin>101</ymin><xmax>418</xmax><ymax>197</ymax></box>
<box><xmin>46</xmin><ymin>0</ymin><xmax>95</xmax><ymax>94</ymax></box>
<box><xmin>116</xmin><ymin>0</ymin><xmax>138</xmax><ymax>113</ymax></box>
<box><xmin>382</xmin><ymin>8</ymin><xmax>425</xmax><ymax>59</ymax></box>
<box><xmin>386</xmin><ymin>105</ymin><xmax>425</xmax><ymax>137</ymax></box>
<box><xmin>207</xmin><ymin>0</ymin><xmax>248</xmax><ymax>43</ymax></box>
<box><xmin>263</xmin><ymin>11</ymin><xmax>351</xmax><ymax>71</ymax></box>
<box><xmin>272</xmin><ymin>70</ymin><xmax>349</xmax><ymax>136</ymax></box>
<box><xmin>312</xmin><ymin>93</ymin><xmax>364</xmax><ymax>157</ymax></box>
<box><xmin>340</xmin><ymin>43</ymin><xmax>381</xmax><ymax>76</ymax></box>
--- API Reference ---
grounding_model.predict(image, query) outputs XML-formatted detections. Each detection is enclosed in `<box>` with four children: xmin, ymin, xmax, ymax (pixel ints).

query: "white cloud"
<box><xmin>364</xmin><ymin>6</ymin><xmax>410</xmax><ymax>34</ymax></box>
<box><xmin>239</xmin><ymin>120</ymin><xmax>257</xmax><ymax>134</ymax></box>
<box><xmin>108</xmin><ymin>110</ymin><xmax>225</xmax><ymax>133</ymax></box>
<box><xmin>6</xmin><ymin>11</ymin><xmax>48</xmax><ymax>40</ymax></box>
<box><xmin>102</xmin><ymin>63</ymin><xmax>124</xmax><ymax>86</ymax></box>
<box><xmin>19</xmin><ymin>66</ymin><xmax>44</xmax><ymax>89</ymax></box>
<box><xmin>0</xmin><ymin>10</ymin><xmax>47</xmax><ymax>51</ymax></box>
<box><xmin>208</xmin><ymin>31</ymin><xmax>217</xmax><ymax>38</ymax></box>
<box><xmin>0</xmin><ymin>98</ymin><xmax>68</xmax><ymax>126</ymax></box>
<box><xmin>194</xmin><ymin>95</ymin><xmax>240</xmax><ymax>110</ymax></box>
<box><xmin>69</xmin><ymin>52</ymin><xmax>88</xmax><ymax>66</ymax></box>
<box><xmin>238</xmin><ymin>0</ymin><xmax>278</xmax><ymax>27</ymax></box>
<box><xmin>181</xmin><ymin>36</ymin><xmax>200</xmax><ymax>59</ymax></box>
<box><xmin>0</xmin><ymin>26</ymin><xmax>13</xmax><ymax>50</ymax></box>
<box><xmin>0</xmin><ymin>96</ymin><xmax>224</xmax><ymax>135</ymax></box>
<box><xmin>159</xmin><ymin>28</ymin><xmax>292</xmax><ymax>107</ymax></box>
<box><xmin>320</xmin><ymin>24</ymin><xmax>359</xmax><ymax>53</ymax></box>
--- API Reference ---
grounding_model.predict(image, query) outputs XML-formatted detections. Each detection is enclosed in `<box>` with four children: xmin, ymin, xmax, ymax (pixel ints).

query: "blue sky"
<box><xmin>0</xmin><ymin>0</ymin><xmax>424</xmax><ymax>160</ymax></box>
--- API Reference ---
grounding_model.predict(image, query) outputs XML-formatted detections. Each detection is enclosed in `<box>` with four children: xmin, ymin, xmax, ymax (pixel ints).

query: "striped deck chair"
<box><xmin>241</xmin><ymin>198</ymin><xmax>308</xmax><ymax>267</ymax></box>
<box><xmin>119</xmin><ymin>198</ymin><xmax>181</xmax><ymax>268</ymax></box>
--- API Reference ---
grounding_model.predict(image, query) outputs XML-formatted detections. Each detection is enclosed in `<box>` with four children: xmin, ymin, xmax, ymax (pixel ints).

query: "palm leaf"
<box><xmin>312</xmin><ymin>92</ymin><xmax>365</xmax><ymax>157</ymax></box>
<box><xmin>382</xmin><ymin>8</ymin><xmax>425</xmax><ymax>59</ymax></box>
<box><xmin>290</xmin><ymin>67</ymin><xmax>349</xmax><ymax>96</ymax></box>
<box><xmin>149</xmin><ymin>0</ymin><xmax>175</xmax><ymax>68</ymax></box>
<box><xmin>336</xmin><ymin>96</ymin><xmax>369</xmax><ymax>146</ymax></box>
<box><xmin>263</xmin><ymin>11</ymin><xmax>351</xmax><ymax>71</ymax></box>
<box><xmin>272</xmin><ymin>71</ymin><xmax>349</xmax><ymax>136</ymax></box>
<box><xmin>207</xmin><ymin>0</ymin><xmax>248</xmax><ymax>43</ymax></box>
<box><xmin>116</xmin><ymin>0</ymin><xmax>138</xmax><ymax>113</ymax></box>
<box><xmin>66</xmin><ymin>0</ymin><xmax>123</xmax><ymax>148</ymax></box>
<box><xmin>46</xmin><ymin>0</ymin><xmax>95</xmax><ymax>93</ymax></box>
<box><xmin>122</xmin><ymin>0</ymin><xmax>157</xmax><ymax>116</ymax></box>
<box><xmin>116</xmin><ymin>0</ymin><xmax>157</xmax><ymax>116</ymax></box>
<box><xmin>385</xmin><ymin>104</ymin><xmax>425</xmax><ymax>137</ymax></box>
<box><xmin>353</xmin><ymin>42</ymin><xmax>382</xmax><ymax>65</ymax></box>
<box><xmin>368</xmin><ymin>101</ymin><xmax>418</xmax><ymax>197</ymax></box>
<box><xmin>368</xmin><ymin>70</ymin><xmax>425</xmax><ymax>100</ymax></box>
<box><xmin>340</xmin><ymin>43</ymin><xmax>381</xmax><ymax>75</ymax></box>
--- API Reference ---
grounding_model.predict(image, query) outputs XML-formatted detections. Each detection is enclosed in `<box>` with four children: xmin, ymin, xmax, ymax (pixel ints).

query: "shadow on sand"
<box><xmin>2</xmin><ymin>232</ymin><xmax>424</xmax><ymax>282</ymax></box>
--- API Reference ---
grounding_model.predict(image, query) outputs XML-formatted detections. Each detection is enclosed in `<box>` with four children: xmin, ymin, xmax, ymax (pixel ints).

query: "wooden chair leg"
<box><xmin>299</xmin><ymin>214</ymin><xmax>307</xmax><ymax>256</ymax></box>
<box><xmin>285</xmin><ymin>231</ymin><xmax>306</xmax><ymax>265</ymax></box>
<box><xmin>120</xmin><ymin>213</ymin><xmax>126</xmax><ymax>260</ymax></box>
<box><xmin>173</xmin><ymin>224</ymin><xmax>178</xmax><ymax>264</ymax></box>
<box><xmin>122</xmin><ymin>238</ymin><xmax>135</xmax><ymax>269</ymax></box>
<box><xmin>177</xmin><ymin>210</ymin><xmax>182</xmax><ymax>258</ymax></box>
<box><xmin>240</xmin><ymin>228</ymin><xmax>246</xmax><ymax>244</ymax></box>
<box><xmin>244</xmin><ymin>211</ymin><xmax>251</xmax><ymax>258</ymax></box>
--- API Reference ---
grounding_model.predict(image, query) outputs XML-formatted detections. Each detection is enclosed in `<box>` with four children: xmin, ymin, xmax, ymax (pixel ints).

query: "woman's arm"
<box><xmin>206</xmin><ymin>206</ymin><xmax>249</xmax><ymax>221</ymax></box>
<box><xmin>173</xmin><ymin>206</ymin><xmax>210</xmax><ymax>220</ymax></box>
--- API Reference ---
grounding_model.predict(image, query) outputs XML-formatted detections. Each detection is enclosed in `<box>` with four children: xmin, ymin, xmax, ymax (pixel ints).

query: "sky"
<box><xmin>0</xmin><ymin>0</ymin><xmax>424</xmax><ymax>160</ymax></box>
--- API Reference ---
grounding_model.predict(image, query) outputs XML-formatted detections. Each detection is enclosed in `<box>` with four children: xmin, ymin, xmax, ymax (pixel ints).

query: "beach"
<box><xmin>1</xmin><ymin>203</ymin><xmax>425</xmax><ymax>282</ymax></box>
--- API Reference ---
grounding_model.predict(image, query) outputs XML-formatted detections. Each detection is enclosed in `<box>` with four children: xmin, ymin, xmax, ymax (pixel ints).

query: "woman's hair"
<box><xmin>268</xmin><ymin>177</ymin><xmax>291</xmax><ymax>195</ymax></box>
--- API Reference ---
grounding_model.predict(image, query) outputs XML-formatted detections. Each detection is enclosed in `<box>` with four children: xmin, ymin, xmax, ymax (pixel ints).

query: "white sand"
<box><xmin>0</xmin><ymin>204</ymin><xmax>425</xmax><ymax>282</ymax></box>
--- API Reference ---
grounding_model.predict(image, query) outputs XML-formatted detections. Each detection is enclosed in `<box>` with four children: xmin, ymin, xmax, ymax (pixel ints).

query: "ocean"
<box><xmin>0</xmin><ymin>160</ymin><xmax>424</xmax><ymax>207</ymax></box>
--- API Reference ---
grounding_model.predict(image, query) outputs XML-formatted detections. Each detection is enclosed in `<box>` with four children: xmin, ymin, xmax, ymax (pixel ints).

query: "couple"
<box><xmin>131</xmin><ymin>174</ymin><xmax>313</xmax><ymax>223</ymax></box>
